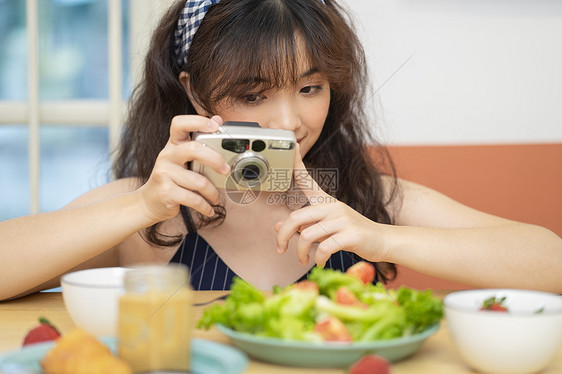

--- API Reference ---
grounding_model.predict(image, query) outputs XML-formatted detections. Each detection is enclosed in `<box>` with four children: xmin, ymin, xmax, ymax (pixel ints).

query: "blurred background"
<box><xmin>0</xmin><ymin>0</ymin><xmax>132</xmax><ymax>219</ymax></box>
<box><xmin>1</xmin><ymin>0</ymin><xmax>560</xmax><ymax>287</ymax></box>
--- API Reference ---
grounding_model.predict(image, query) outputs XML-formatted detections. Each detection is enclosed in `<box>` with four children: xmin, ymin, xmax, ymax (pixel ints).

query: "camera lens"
<box><xmin>251</xmin><ymin>140</ymin><xmax>266</xmax><ymax>152</ymax></box>
<box><xmin>241</xmin><ymin>164</ymin><xmax>261</xmax><ymax>180</ymax></box>
<box><xmin>231</xmin><ymin>153</ymin><xmax>269</xmax><ymax>188</ymax></box>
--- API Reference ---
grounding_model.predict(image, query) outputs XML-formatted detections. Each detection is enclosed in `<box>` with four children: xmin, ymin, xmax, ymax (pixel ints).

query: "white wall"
<box><xmin>344</xmin><ymin>0</ymin><xmax>562</xmax><ymax>145</ymax></box>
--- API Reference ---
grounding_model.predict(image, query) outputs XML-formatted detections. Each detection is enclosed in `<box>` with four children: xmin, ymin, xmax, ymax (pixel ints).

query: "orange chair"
<box><xmin>380</xmin><ymin>143</ymin><xmax>562</xmax><ymax>290</ymax></box>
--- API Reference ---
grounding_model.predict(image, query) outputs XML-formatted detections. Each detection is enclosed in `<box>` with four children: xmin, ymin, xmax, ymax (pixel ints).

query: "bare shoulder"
<box><xmin>380</xmin><ymin>176</ymin><xmax>515</xmax><ymax>228</ymax></box>
<box><xmin>63</xmin><ymin>178</ymin><xmax>142</xmax><ymax>208</ymax></box>
<box><xmin>62</xmin><ymin>177</ymin><xmax>184</xmax><ymax>264</ymax></box>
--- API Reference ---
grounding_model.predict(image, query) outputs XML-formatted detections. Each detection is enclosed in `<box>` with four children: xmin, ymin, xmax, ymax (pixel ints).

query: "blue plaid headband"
<box><xmin>173</xmin><ymin>0</ymin><xmax>326</xmax><ymax>69</ymax></box>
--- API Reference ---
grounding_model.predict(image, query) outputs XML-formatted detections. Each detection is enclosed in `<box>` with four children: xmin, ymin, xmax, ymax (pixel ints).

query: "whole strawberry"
<box><xmin>22</xmin><ymin>317</ymin><xmax>61</xmax><ymax>346</ymax></box>
<box><xmin>349</xmin><ymin>354</ymin><xmax>391</xmax><ymax>374</ymax></box>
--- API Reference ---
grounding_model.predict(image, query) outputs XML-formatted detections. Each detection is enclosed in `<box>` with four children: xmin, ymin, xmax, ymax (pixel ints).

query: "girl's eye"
<box><xmin>300</xmin><ymin>85</ymin><xmax>323</xmax><ymax>95</ymax></box>
<box><xmin>244</xmin><ymin>93</ymin><xmax>265</xmax><ymax>104</ymax></box>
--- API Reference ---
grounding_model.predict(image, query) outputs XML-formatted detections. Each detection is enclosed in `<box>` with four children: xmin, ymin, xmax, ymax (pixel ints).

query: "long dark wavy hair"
<box><xmin>114</xmin><ymin>0</ymin><xmax>399</xmax><ymax>282</ymax></box>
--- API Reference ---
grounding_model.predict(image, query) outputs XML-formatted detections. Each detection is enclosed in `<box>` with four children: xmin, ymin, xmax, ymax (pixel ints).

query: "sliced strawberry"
<box><xmin>349</xmin><ymin>354</ymin><xmax>391</xmax><ymax>374</ymax></box>
<box><xmin>22</xmin><ymin>317</ymin><xmax>61</xmax><ymax>346</ymax></box>
<box><xmin>315</xmin><ymin>316</ymin><xmax>352</xmax><ymax>342</ymax></box>
<box><xmin>480</xmin><ymin>296</ymin><xmax>508</xmax><ymax>312</ymax></box>
<box><xmin>291</xmin><ymin>280</ymin><xmax>319</xmax><ymax>294</ymax></box>
<box><xmin>336</xmin><ymin>286</ymin><xmax>360</xmax><ymax>305</ymax></box>
<box><xmin>335</xmin><ymin>286</ymin><xmax>368</xmax><ymax>309</ymax></box>
<box><xmin>346</xmin><ymin>261</ymin><xmax>376</xmax><ymax>284</ymax></box>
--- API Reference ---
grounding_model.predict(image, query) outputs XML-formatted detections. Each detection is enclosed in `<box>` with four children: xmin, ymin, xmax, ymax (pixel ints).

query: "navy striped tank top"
<box><xmin>170</xmin><ymin>232</ymin><xmax>373</xmax><ymax>290</ymax></box>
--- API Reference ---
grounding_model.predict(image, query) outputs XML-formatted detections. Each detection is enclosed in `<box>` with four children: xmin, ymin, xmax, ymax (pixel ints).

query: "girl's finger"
<box><xmin>296</xmin><ymin>221</ymin><xmax>339</xmax><ymax>265</ymax></box>
<box><xmin>168</xmin><ymin>164</ymin><xmax>220</xmax><ymax>205</ymax></box>
<box><xmin>163</xmin><ymin>140</ymin><xmax>230</xmax><ymax>176</ymax></box>
<box><xmin>167</xmin><ymin>186</ymin><xmax>216</xmax><ymax>217</ymax></box>
<box><xmin>315</xmin><ymin>232</ymin><xmax>350</xmax><ymax>268</ymax></box>
<box><xmin>275</xmin><ymin>204</ymin><xmax>332</xmax><ymax>252</ymax></box>
<box><xmin>169</xmin><ymin>115</ymin><xmax>223</xmax><ymax>143</ymax></box>
<box><xmin>274</xmin><ymin>221</ymin><xmax>283</xmax><ymax>232</ymax></box>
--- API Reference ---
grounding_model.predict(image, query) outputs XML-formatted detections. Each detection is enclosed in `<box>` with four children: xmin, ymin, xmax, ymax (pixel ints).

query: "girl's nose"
<box><xmin>265</xmin><ymin>98</ymin><xmax>301</xmax><ymax>132</ymax></box>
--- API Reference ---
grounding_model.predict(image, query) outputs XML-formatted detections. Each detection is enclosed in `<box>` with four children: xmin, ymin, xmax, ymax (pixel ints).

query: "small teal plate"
<box><xmin>0</xmin><ymin>337</ymin><xmax>247</xmax><ymax>374</ymax></box>
<box><xmin>217</xmin><ymin>323</ymin><xmax>440</xmax><ymax>368</ymax></box>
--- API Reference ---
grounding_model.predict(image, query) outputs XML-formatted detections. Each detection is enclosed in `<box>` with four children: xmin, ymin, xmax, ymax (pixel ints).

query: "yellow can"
<box><xmin>118</xmin><ymin>264</ymin><xmax>192</xmax><ymax>373</ymax></box>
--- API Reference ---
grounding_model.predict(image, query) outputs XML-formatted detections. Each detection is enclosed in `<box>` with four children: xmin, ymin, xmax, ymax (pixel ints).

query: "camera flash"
<box><xmin>269</xmin><ymin>140</ymin><xmax>294</xmax><ymax>150</ymax></box>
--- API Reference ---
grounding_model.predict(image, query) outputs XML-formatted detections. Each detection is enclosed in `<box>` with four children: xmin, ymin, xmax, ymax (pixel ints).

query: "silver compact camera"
<box><xmin>191</xmin><ymin>121</ymin><xmax>296</xmax><ymax>192</ymax></box>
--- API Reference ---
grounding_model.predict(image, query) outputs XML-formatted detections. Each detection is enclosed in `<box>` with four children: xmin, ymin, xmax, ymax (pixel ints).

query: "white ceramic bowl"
<box><xmin>444</xmin><ymin>289</ymin><xmax>562</xmax><ymax>374</ymax></box>
<box><xmin>61</xmin><ymin>267</ymin><xmax>129</xmax><ymax>336</ymax></box>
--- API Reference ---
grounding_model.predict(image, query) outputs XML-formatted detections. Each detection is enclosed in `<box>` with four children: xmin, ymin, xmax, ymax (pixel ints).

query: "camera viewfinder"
<box><xmin>222</xmin><ymin>139</ymin><xmax>250</xmax><ymax>153</ymax></box>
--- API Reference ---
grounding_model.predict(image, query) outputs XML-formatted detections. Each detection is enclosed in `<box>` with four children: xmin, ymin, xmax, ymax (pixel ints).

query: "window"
<box><xmin>0</xmin><ymin>0</ymin><xmax>141</xmax><ymax>221</ymax></box>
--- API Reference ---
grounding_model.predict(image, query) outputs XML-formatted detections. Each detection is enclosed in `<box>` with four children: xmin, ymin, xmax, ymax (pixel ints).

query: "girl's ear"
<box><xmin>179</xmin><ymin>72</ymin><xmax>209</xmax><ymax>117</ymax></box>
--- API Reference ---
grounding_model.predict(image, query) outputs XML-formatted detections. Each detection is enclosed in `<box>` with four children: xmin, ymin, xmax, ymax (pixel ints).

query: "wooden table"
<box><xmin>1</xmin><ymin>291</ymin><xmax>561</xmax><ymax>373</ymax></box>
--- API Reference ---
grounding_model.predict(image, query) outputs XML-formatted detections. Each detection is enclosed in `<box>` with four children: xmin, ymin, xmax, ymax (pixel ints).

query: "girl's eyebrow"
<box><xmin>300</xmin><ymin>67</ymin><xmax>319</xmax><ymax>78</ymax></box>
<box><xmin>231</xmin><ymin>77</ymin><xmax>268</xmax><ymax>88</ymax></box>
<box><xmin>232</xmin><ymin>67</ymin><xmax>321</xmax><ymax>87</ymax></box>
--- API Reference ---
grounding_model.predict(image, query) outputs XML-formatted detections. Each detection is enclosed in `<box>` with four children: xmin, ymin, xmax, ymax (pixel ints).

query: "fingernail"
<box><xmin>275</xmin><ymin>245</ymin><xmax>283</xmax><ymax>254</ymax></box>
<box><xmin>221</xmin><ymin>163</ymin><xmax>231</xmax><ymax>174</ymax></box>
<box><xmin>208</xmin><ymin>117</ymin><xmax>219</xmax><ymax>130</ymax></box>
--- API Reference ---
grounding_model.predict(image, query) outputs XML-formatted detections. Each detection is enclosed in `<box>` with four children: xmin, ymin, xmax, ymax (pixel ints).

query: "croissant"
<box><xmin>41</xmin><ymin>329</ymin><xmax>132</xmax><ymax>374</ymax></box>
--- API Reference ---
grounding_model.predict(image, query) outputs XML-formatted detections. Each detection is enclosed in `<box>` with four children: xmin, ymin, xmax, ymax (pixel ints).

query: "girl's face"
<box><xmin>184</xmin><ymin>41</ymin><xmax>331</xmax><ymax>156</ymax></box>
<box><xmin>214</xmin><ymin>64</ymin><xmax>330</xmax><ymax>157</ymax></box>
<box><xmin>215</xmin><ymin>70</ymin><xmax>330</xmax><ymax>156</ymax></box>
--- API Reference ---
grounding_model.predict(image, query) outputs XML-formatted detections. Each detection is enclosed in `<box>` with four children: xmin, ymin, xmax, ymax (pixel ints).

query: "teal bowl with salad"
<box><xmin>198</xmin><ymin>262</ymin><xmax>443</xmax><ymax>368</ymax></box>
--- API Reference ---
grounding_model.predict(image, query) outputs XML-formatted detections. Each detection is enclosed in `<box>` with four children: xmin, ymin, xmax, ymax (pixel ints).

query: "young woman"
<box><xmin>1</xmin><ymin>0</ymin><xmax>560</xmax><ymax>301</ymax></box>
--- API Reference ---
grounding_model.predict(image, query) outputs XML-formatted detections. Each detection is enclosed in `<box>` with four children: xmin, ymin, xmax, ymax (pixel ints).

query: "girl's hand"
<box><xmin>274</xmin><ymin>145</ymin><xmax>388</xmax><ymax>267</ymax></box>
<box><xmin>137</xmin><ymin>115</ymin><xmax>230</xmax><ymax>223</ymax></box>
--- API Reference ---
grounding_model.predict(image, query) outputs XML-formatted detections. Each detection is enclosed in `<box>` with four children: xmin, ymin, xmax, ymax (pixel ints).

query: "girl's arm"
<box><xmin>0</xmin><ymin>115</ymin><xmax>230</xmax><ymax>301</ymax></box>
<box><xmin>383</xmin><ymin>178</ymin><xmax>562</xmax><ymax>292</ymax></box>
<box><xmin>275</xmin><ymin>149</ymin><xmax>562</xmax><ymax>293</ymax></box>
<box><xmin>0</xmin><ymin>179</ymin><xmax>155</xmax><ymax>301</ymax></box>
